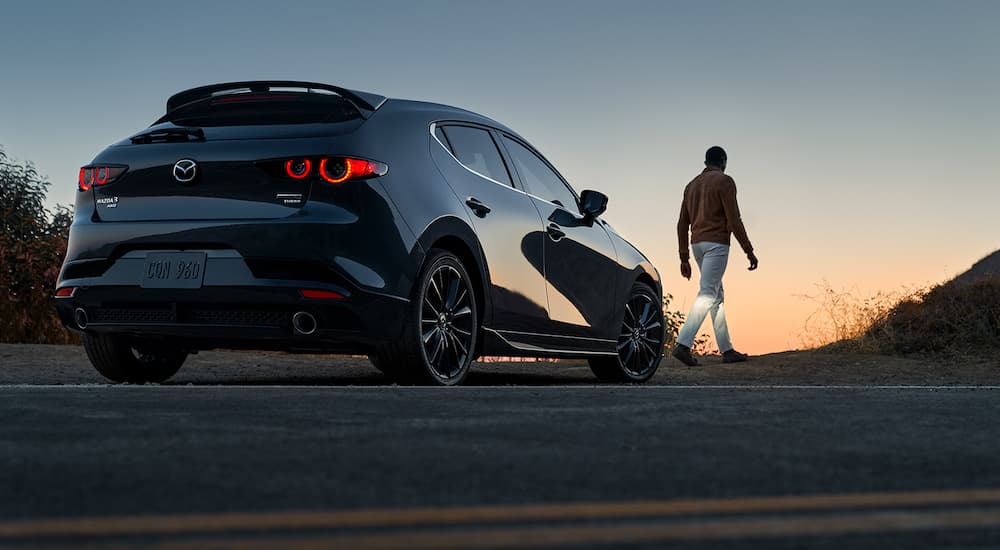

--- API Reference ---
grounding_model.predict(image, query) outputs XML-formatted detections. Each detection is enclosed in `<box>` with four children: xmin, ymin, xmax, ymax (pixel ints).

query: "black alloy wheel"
<box><xmin>370</xmin><ymin>249</ymin><xmax>478</xmax><ymax>385</ymax></box>
<box><xmin>588</xmin><ymin>282</ymin><xmax>664</xmax><ymax>383</ymax></box>
<box><xmin>420</xmin><ymin>262</ymin><xmax>475</xmax><ymax>381</ymax></box>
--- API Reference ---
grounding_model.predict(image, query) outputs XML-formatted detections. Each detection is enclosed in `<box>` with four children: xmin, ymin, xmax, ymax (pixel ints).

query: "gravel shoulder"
<box><xmin>1</xmin><ymin>344</ymin><xmax>997</xmax><ymax>386</ymax></box>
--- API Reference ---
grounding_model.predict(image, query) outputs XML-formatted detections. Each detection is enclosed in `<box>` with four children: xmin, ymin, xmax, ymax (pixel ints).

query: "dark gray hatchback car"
<box><xmin>56</xmin><ymin>81</ymin><xmax>665</xmax><ymax>385</ymax></box>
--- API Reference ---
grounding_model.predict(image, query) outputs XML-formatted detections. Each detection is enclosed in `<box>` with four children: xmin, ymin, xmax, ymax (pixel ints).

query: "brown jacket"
<box><xmin>677</xmin><ymin>166</ymin><xmax>753</xmax><ymax>261</ymax></box>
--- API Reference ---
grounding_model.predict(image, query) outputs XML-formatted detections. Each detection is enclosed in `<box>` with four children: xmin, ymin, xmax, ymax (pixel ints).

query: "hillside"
<box><xmin>855</xmin><ymin>250</ymin><xmax>1000</xmax><ymax>356</ymax></box>
<box><xmin>954</xmin><ymin>249</ymin><xmax>1000</xmax><ymax>284</ymax></box>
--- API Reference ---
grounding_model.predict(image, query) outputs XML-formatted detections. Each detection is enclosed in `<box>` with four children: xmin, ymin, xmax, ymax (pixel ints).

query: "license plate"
<box><xmin>141</xmin><ymin>252</ymin><xmax>207</xmax><ymax>289</ymax></box>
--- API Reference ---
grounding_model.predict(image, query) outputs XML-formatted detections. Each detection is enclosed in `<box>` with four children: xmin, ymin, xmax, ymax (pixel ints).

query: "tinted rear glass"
<box><xmin>440</xmin><ymin>126</ymin><xmax>512</xmax><ymax>186</ymax></box>
<box><xmin>162</xmin><ymin>92</ymin><xmax>362</xmax><ymax>127</ymax></box>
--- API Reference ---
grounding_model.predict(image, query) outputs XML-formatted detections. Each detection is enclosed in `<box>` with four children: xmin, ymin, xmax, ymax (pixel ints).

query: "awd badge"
<box><xmin>96</xmin><ymin>196</ymin><xmax>119</xmax><ymax>209</ymax></box>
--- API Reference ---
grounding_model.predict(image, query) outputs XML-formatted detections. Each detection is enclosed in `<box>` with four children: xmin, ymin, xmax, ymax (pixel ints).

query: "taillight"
<box><xmin>78</xmin><ymin>165</ymin><xmax>127</xmax><ymax>191</ymax></box>
<box><xmin>319</xmin><ymin>157</ymin><xmax>387</xmax><ymax>185</ymax></box>
<box><xmin>263</xmin><ymin>157</ymin><xmax>387</xmax><ymax>184</ymax></box>
<box><xmin>78</xmin><ymin>168</ymin><xmax>93</xmax><ymax>191</ymax></box>
<box><xmin>284</xmin><ymin>159</ymin><xmax>312</xmax><ymax>179</ymax></box>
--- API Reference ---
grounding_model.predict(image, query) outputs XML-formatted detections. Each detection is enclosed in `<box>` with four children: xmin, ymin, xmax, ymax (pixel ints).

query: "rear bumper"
<box><xmin>55</xmin><ymin>249</ymin><xmax>409</xmax><ymax>352</ymax></box>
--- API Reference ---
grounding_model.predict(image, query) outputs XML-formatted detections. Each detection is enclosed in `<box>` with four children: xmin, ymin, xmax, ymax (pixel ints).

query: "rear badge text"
<box><xmin>276</xmin><ymin>193</ymin><xmax>303</xmax><ymax>206</ymax></box>
<box><xmin>96</xmin><ymin>196</ymin><xmax>119</xmax><ymax>209</ymax></box>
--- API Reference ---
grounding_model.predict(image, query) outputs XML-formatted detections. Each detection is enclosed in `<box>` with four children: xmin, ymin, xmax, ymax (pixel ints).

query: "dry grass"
<box><xmin>801</xmin><ymin>277</ymin><xmax>1000</xmax><ymax>358</ymax></box>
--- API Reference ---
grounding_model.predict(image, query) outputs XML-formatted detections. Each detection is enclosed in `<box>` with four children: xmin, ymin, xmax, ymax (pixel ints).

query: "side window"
<box><xmin>440</xmin><ymin>125</ymin><xmax>512</xmax><ymax>187</ymax></box>
<box><xmin>502</xmin><ymin>136</ymin><xmax>578</xmax><ymax>211</ymax></box>
<box><xmin>433</xmin><ymin>125</ymin><xmax>452</xmax><ymax>153</ymax></box>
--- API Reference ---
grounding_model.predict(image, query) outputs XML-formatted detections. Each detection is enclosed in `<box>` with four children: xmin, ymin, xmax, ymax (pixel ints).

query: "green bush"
<box><xmin>0</xmin><ymin>146</ymin><xmax>76</xmax><ymax>343</ymax></box>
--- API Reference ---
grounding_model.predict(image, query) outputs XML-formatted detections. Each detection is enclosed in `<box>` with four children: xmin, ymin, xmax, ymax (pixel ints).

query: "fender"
<box><xmin>413</xmin><ymin>215</ymin><xmax>495</xmax><ymax>328</ymax></box>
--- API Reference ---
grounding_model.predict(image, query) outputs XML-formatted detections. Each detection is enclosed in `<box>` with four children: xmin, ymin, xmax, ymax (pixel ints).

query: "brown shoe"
<box><xmin>672</xmin><ymin>344</ymin><xmax>700</xmax><ymax>366</ymax></box>
<box><xmin>722</xmin><ymin>350</ymin><xmax>749</xmax><ymax>363</ymax></box>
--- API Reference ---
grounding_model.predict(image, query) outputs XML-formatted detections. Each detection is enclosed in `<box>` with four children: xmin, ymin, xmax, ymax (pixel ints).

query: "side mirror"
<box><xmin>579</xmin><ymin>189</ymin><xmax>608</xmax><ymax>219</ymax></box>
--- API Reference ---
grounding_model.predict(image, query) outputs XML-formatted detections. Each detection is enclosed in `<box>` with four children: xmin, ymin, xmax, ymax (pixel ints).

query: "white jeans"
<box><xmin>677</xmin><ymin>241</ymin><xmax>733</xmax><ymax>352</ymax></box>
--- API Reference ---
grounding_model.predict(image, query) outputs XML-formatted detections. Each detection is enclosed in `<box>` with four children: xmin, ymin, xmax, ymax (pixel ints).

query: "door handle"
<box><xmin>465</xmin><ymin>197</ymin><xmax>491</xmax><ymax>217</ymax></box>
<box><xmin>546</xmin><ymin>222</ymin><xmax>565</xmax><ymax>241</ymax></box>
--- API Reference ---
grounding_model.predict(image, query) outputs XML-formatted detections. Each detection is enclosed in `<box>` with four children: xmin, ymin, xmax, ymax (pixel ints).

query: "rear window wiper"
<box><xmin>130</xmin><ymin>127</ymin><xmax>205</xmax><ymax>144</ymax></box>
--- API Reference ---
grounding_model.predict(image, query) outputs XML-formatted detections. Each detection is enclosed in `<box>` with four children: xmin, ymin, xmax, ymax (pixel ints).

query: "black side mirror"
<box><xmin>579</xmin><ymin>189</ymin><xmax>608</xmax><ymax>219</ymax></box>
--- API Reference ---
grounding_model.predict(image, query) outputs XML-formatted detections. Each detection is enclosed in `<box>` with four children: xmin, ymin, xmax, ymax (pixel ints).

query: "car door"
<box><xmin>429</xmin><ymin>123</ymin><xmax>551</xmax><ymax>336</ymax></box>
<box><xmin>498</xmin><ymin>134</ymin><xmax>621</xmax><ymax>345</ymax></box>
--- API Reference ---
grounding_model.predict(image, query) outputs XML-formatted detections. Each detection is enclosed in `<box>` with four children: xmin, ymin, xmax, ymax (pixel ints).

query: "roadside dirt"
<box><xmin>1</xmin><ymin>344</ymin><xmax>997</xmax><ymax>386</ymax></box>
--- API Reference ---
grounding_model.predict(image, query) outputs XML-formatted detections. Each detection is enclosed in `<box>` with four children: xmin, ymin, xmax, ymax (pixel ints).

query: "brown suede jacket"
<box><xmin>676</xmin><ymin>166</ymin><xmax>753</xmax><ymax>262</ymax></box>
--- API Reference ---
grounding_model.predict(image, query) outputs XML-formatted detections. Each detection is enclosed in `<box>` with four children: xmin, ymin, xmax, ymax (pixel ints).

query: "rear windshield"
<box><xmin>160</xmin><ymin>92</ymin><xmax>362</xmax><ymax>127</ymax></box>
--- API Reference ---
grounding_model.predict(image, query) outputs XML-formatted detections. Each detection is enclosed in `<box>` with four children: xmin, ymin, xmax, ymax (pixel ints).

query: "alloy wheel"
<box><xmin>616</xmin><ymin>293</ymin><xmax>663</xmax><ymax>377</ymax></box>
<box><xmin>420</xmin><ymin>264</ymin><xmax>475</xmax><ymax>380</ymax></box>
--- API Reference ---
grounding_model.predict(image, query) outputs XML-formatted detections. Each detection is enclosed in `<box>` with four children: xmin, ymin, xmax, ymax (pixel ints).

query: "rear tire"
<box><xmin>83</xmin><ymin>334</ymin><xmax>187</xmax><ymax>384</ymax></box>
<box><xmin>370</xmin><ymin>249</ymin><xmax>478</xmax><ymax>386</ymax></box>
<box><xmin>588</xmin><ymin>282</ymin><xmax>664</xmax><ymax>383</ymax></box>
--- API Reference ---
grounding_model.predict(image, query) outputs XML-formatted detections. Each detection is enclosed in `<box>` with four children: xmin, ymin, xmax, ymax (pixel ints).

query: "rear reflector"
<box><xmin>55</xmin><ymin>287</ymin><xmax>76</xmax><ymax>298</ymax></box>
<box><xmin>299</xmin><ymin>289</ymin><xmax>345</xmax><ymax>300</ymax></box>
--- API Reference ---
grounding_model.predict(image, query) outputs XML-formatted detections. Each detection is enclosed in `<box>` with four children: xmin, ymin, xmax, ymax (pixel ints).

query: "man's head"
<box><xmin>705</xmin><ymin>146</ymin><xmax>727</xmax><ymax>171</ymax></box>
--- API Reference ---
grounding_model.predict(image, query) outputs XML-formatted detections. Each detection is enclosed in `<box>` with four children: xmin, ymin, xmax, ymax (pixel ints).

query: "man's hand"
<box><xmin>680</xmin><ymin>260</ymin><xmax>692</xmax><ymax>280</ymax></box>
<box><xmin>747</xmin><ymin>252</ymin><xmax>759</xmax><ymax>271</ymax></box>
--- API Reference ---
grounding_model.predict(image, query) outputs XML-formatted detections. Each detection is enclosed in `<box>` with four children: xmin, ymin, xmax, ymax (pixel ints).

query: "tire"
<box><xmin>588</xmin><ymin>281</ymin><xmax>664</xmax><ymax>383</ymax></box>
<box><xmin>83</xmin><ymin>333</ymin><xmax>187</xmax><ymax>384</ymax></box>
<box><xmin>370</xmin><ymin>249</ymin><xmax>479</xmax><ymax>386</ymax></box>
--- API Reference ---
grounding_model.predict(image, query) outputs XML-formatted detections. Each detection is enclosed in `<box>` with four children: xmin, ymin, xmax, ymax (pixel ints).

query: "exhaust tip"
<box><xmin>292</xmin><ymin>311</ymin><xmax>317</xmax><ymax>336</ymax></box>
<box><xmin>74</xmin><ymin>308</ymin><xmax>89</xmax><ymax>330</ymax></box>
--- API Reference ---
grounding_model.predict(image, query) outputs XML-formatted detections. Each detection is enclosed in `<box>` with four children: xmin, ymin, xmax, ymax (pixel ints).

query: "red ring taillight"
<box><xmin>284</xmin><ymin>159</ymin><xmax>312</xmax><ymax>180</ymax></box>
<box><xmin>78</xmin><ymin>168</ymin><xmax>91</xmax><ymax>191</ymax></box>
<box><xmin>96</xmin><ymin>167</ymin><xmax>109</xmax><ymax>185</ymax></box>
<box><xmin>319</xmin><ymin>157</ymin><xmax>387</xmax><ymax>185</ymax></box>
<box><xmin>78</xmin><ymin>165</ymin><xmax>127</xmax><ymax>191</ymax></box>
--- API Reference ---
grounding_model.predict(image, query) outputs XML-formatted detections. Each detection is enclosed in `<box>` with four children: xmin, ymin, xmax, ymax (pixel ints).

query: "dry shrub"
<box><xmin>866</xmin><ymin>277</ymin><xmax>1000</xmax><ymax>356</ymax></box>
<box><xmin>798</xmin><ymin>281</ymin><xmax>923</xmax><ymax>351</ymax></box>
<box><xmin>801</xmin><ymin>278</ymin><xmax>1000</xmax><ymax>357</ymax></box>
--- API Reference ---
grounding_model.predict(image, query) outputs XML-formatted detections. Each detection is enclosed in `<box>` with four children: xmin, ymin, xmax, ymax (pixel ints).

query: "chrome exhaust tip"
<box><xmin>291</xmin><ymin>311</ymin><xmax>317</xmax><ymax>336</ymax></box>
<box><xmin>74</xmin><ymin>308</ymin><xmax>89</xmax><ymax>330</ymax></box>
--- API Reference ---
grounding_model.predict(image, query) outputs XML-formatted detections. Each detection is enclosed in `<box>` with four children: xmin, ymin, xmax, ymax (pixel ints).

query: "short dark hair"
<box><xmin>705</xmin><ymin>146</ymin><xmax>727</xmax><ymax>167</ymax></box>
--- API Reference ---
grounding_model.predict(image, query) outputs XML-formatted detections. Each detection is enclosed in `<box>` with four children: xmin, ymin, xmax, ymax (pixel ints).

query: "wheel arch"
<box><xmin>415</xmin><ymin>216</ymin><xmax>493</xmax><ymax>343</ymax></box>
<box><xmin>636</xmin><ymin>270</ymin><xmax>660</xmax><ymax>298</ymax></box>
<box><xmin>632</xmin><ymin>260</ymin><xmax>663</xmax><ymax>299</ymax></box>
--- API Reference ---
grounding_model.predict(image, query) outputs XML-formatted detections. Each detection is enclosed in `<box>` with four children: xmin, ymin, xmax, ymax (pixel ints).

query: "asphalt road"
<box><xmin>2</xmin><ymin>385</ymin><xmax>1000</xmax><ymax>548</ymax></box>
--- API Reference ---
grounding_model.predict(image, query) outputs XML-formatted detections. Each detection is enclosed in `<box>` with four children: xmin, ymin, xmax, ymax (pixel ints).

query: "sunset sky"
<box><xmin>2</xmin><ymin>1</ymin><xmax>997</xmax><ymax>354</ymax></box>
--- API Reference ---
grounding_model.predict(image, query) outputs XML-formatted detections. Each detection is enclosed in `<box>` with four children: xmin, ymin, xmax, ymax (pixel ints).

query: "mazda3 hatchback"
<box><xmin>56</xmin><ymin>81</ymin><xmax>665</xmax><ymax>385</ymax></box>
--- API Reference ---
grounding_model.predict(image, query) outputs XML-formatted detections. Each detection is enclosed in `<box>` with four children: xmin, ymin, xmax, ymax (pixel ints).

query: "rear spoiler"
<box><xmin>165</xmin><ymin>81</ymin><xmax>388</xmax><ymax>119</ymax></box>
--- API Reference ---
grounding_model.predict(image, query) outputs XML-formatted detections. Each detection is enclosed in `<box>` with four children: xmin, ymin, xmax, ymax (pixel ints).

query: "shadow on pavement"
<box><xmin>162</xmin><ymin>365</ymin><xmax>600</xmax><ymax>387</ymax></box>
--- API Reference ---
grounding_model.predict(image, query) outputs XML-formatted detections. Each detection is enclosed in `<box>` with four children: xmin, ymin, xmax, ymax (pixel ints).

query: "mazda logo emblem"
<box><xmin>173</xmin><ymin>159</ymin><xmax>198</xmax><ymax>184</ymax></box>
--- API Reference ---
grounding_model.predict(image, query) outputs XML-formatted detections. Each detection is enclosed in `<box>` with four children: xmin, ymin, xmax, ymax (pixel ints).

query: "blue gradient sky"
<box><xmin>2</xmin><ymin>1</ymin><xmax>997</xmax><ymax>352</ymax></box>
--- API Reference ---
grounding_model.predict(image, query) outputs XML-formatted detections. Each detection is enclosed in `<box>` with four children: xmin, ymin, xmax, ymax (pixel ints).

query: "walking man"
<box><xmin>672</xmin><ymin>146</ymin><xmax>758</xmax><ymax>366</ymax></box>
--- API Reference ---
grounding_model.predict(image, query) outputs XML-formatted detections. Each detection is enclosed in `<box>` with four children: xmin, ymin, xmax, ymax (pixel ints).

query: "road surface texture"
<box><xmin>1</xmin><ymin>344</ymin><xmax>999</xmax><ymax>548</ymax></box>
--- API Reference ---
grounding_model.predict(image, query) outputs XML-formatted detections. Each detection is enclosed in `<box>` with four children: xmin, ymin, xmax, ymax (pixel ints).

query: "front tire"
<box><xmin>588</xmin><ymin>282</ymin><xmax>664</xmax><ymax>383</ymax></box>
<box><xmin>83</xmin><ymin>334</ymin><xmax>187</xmax><ymax>384</ymax></box>
<box><xmin>370</xmin><ymin>249</ymin><xmax>478</xmax><ymax>386</ymax></box>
